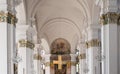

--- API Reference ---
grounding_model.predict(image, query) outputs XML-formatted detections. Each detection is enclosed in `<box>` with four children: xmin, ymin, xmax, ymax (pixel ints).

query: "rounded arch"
<box><xmin>39</xmin><ymin>17</ymin><xmax>82</xmax><ymax>38</ymax></box>
<box><xmin>51</xmin><ymin>38</ymin><xmax>71</xmax><ymax>54</ymax></box>
<box><xmin>31</xmin><ymin>0</ymin><xmax>91</xmax><ymax>24</ymax></box>
<box><xmin>77</xmin><ymin>0</ymin><xmax>91</xmax><ymax>23</ymax></box>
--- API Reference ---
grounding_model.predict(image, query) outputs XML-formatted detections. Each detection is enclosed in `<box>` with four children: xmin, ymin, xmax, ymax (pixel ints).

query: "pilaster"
<box><xmin>16</xmin><ymin>25</ymin><xmax>35</xmax><ymax>74</ymax></box>
<box><xmin>44</xmin><ymin>54</ymin><xmax>51</xmax><ymax>74</ymax></box>
<box><xmin>78</xmin><ymin>39</ymin><xmax>86</xmax><ymax>74</ymax></box>
<box><xmin>33</xmin><ymin>44</ymin><xmax>42</xmax><ymax>74</ymax></box>
<box><xmin>100</xmin><ymin>0</ymin><xmax>119</xmax><ymax>73</ymax></box>
<box><xmin>70</xmin><ymin>54</ymin><xmax>77</xmax><ymax>74</ymax></box>
<box><xmin>100</xmin><ymin>12</ymin><xmax>119</xmax><ymax>74</ymax></box>
<box><xmin>86</xmin><ymin>25</ymin><xmax>101</xmax><ymax>74</ymax></box>
<box><xmin>0</xmin><ymin>0</ymin><xmax>17</xmax><ymax>74</ymax></box>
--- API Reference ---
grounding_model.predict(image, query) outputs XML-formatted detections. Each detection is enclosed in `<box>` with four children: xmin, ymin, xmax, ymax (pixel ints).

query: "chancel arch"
<box><xmin>38</xmin><ymin>17</ymin><xmax>82</xmax><ymax>53</ymax></box>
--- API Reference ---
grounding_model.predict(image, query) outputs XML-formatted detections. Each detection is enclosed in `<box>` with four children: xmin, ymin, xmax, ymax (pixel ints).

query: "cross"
<box><xmin>53</xmin><ymin>55</ymin><xmax>63</xmax><ymax>70</ymax></box>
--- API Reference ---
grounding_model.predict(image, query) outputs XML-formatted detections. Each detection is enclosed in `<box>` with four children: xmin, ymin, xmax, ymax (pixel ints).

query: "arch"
<box><xmin>31</xmin><ymin>0</ymin><xmax>90</xmax><ymax>22</ymax></box>
<box><xmin>51</xmin><ymin>38</ymin><xmax>71</xmax><ymax>54</ymax></box>
<box><xmin>77</xmin><ymin>0</ymin><xmax>91</xmax><ymax>23</ymax></box>
<box><xmin>39</xmin><ymin>17</ymin><xmax>82</xmax><ymax>38</ymax></box>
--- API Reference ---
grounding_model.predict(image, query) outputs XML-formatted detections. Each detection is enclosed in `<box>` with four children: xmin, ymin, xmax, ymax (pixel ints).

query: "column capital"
<box><xmin>16</xmin><ymin>25</ymin><xmax>36</xmax><ymax>49</ymax></box>
<box><xmin>33</xmin><ymin>54</ymin><xmax>42</xmax><ymax>60</ymax></box>
<box><xmin>0</xmin><ymin>11</ymin><xmax>17</xmax><ymax>25</ymax></box>
<box><xmin>18</xmin><ymin>39</ymin><xmax>35</xmax><ymax>49</ymax></box>
<box><xmin>85</xmin><ymin>39</ymin><xmax>101</xmax><ymax>48</ymax></box>
<box><xmin>100</xmin><ymin>12</ymin><xmax>120</xmax><ymax>25</ymax></box>
<box><xmin>78</xmin><ymin>53</ymin><xmax>86</xmax><ymax>60</ymax></box>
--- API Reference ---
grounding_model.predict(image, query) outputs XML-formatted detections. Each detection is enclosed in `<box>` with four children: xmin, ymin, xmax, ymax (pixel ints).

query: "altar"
<box><xmin>50</xmin><ymin>55</ymin><xmax>71</xmax><ymax>74</ymax></box>
<box><xmin>49</xmin><ymin>38</ymin><xmax>77</xmax><ymax>74</ymax></box>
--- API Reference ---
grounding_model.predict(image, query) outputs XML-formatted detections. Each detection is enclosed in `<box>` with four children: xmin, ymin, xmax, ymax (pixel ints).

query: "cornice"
<box><xmin>34</xmin><ymin>54</ymin><xmax>42</xmax><ymax>60</ymax></box>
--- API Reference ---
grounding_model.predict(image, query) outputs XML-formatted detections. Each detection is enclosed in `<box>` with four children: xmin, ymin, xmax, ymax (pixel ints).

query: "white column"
<box><xmin>101</xmin><ymin>12</ymin><xmax>118</xmax><ymax>74</ymax></box>
<box><xmin>99</xmin><ymin>0</ymin><xmax>118</xmax><ymax>74</ymax></box>
<box><xmin>34</xmin><ymin>44</ymin><xmax>42</xmax><ymax>74</ymax></box>
<box><xmin>0</xmin><ymin>0</ymin><xmax>17</xmax><ymax>74</ymax></box>
<box><xmin>70</xmin><ymin>54</ymin><xmax>77</xmax><ymax>74</ymax></box>
<box><xmin>79</xmin><ymin>41</ymin><xmax>86</xmax><ymax>74</ymax></box>
<box><xmin>86</xmin><ymin>26</ymin><xmax>101</xmax><ymax>74</ymax></box>
<box><xmin>16</xmin><ymin>25</ymin><xmax>35</xmax><ymax>74</ymax></box>
<box><xmin>44</xmin><ymin>54</ymin><xmax>51</xmax><ymax>74</ymax></box>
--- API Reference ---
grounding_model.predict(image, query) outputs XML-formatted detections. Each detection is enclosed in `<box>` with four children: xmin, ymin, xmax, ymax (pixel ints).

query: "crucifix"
<box><xmin>53</xmin><ymin>55</ymin><xmax>63</xmax><ymax>70</ymax></box>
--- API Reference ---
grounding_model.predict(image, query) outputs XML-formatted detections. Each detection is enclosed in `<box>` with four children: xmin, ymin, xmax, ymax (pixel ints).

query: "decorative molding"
<box><xmin>45</xmin><ymin>62</ymin><xmax>51</xmax><ymax>66</ymax></box>
<box><xmin>18</xmin><ymin>39</ymin><xmax>35</xmax><ymax>49</ymax></box>
<box><xmin>0</xmin><ymin>11</ymin><xmax>17</xmax><ymax>25</ymax></box>
<box><xmin>78</xmin><ymin>53</ymin><xmax>86</xmax><ymax>59</ymax></box>
<box><xmin>70</xmin><ymin>61</ymin><xmax>77</xmax><ymax>66</ymax></box>
<box><xmin>86</xmin><ymin>39</ymin><xmax>101</xmax><ymax>48</ymax></box>
<box><xmin>100</xmin><ymin>12</ymin><xmax>120</xmax><ymax>25</ymax></box>
<box><xmin>34</xmin><ymin>54</ymin><xmax>42</xmax><ymax>60</ymax></box>
<box><xmin>40</xmin><ymin>17</ymin><xmax>81</xmax><ymax>34</ymax></box>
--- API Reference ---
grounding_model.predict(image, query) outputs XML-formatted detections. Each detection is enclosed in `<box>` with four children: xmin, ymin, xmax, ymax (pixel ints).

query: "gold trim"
<box><xmin>86</xmin><ymin>39</ymin><xmax>101</xmax><ymax>48</ymax></box>
<box><xmin>45</xmin><ymin>62</ymin><xmax>51</xmax><ymax>66</ymax></box>
<box><xmin>100</xmin><ymin>12</ymin><xmax>120</xmax><ymax>25</ymax></box>
<box><xmin>70</xmin><ymin>61</ymin><xmax>77</xmax><ymax>66</ymax></box>
<box><xmin>34</xmin><ymin>54</ymin><xmax>42</xmax><ymax>60</ymax></box>
<box><xmin>0</xmin><ymin>11</ymin><xmax>17</xmax><ymax>25</ymax></box>
<box><xmin>50</xmin><ymin>61</ymin><xmax>77</xmax><ymax>67</ymax></box>
<box><xmin>19</xmin><ymin>39</ymin><xmax>35</xmax><ymax>49</ymax></box>
<box><xmin>78</xmin><ymin>53</ymin><xmax>86</xmax><ymax>59</ymax></box>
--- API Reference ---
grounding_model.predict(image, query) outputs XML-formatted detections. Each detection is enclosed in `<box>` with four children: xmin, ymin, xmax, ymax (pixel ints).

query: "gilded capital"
<box><xmin>78</xmin><ymin>53</ymin><xmax>86</xmax><ymax>59</ymax></box>
<box><xmin>0</xmin><ymin>11</ymin><xmax>17</xmax><ymax>25</ymax></box>
<box><xmin>34</xmin><ymin>54</ymin><xmax>42</xmax><ymax>60</ymax></box>
<box><xmin>45</xmin><ymin>62</ymin><xmax>51</xmax><ymax>66</ymax></box>
<box><xmin>100</xmin><ymin>12</ymin><xmax>119</xmax><ymax>25</ymax></box>
<box><xmin>71</xmin><ymin>61</ymin><xmax>77</xmax><ymax>66</ymax></box>
<box><xmin>19</xmin><ymin>39</ymin><xmax>35</xmax><ymax>49</ymax></box>
<box><xmin>86</xmin><ymin>39</ymin><xmax>101</xmax><ymax>48</ymax></box>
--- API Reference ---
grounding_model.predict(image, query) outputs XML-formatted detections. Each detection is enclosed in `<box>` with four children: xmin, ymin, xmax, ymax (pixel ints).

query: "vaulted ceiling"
<box><xmin>16</xmin><ymin>0</ymin><xmax>100</xmax><ymax>53</ymax></box>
